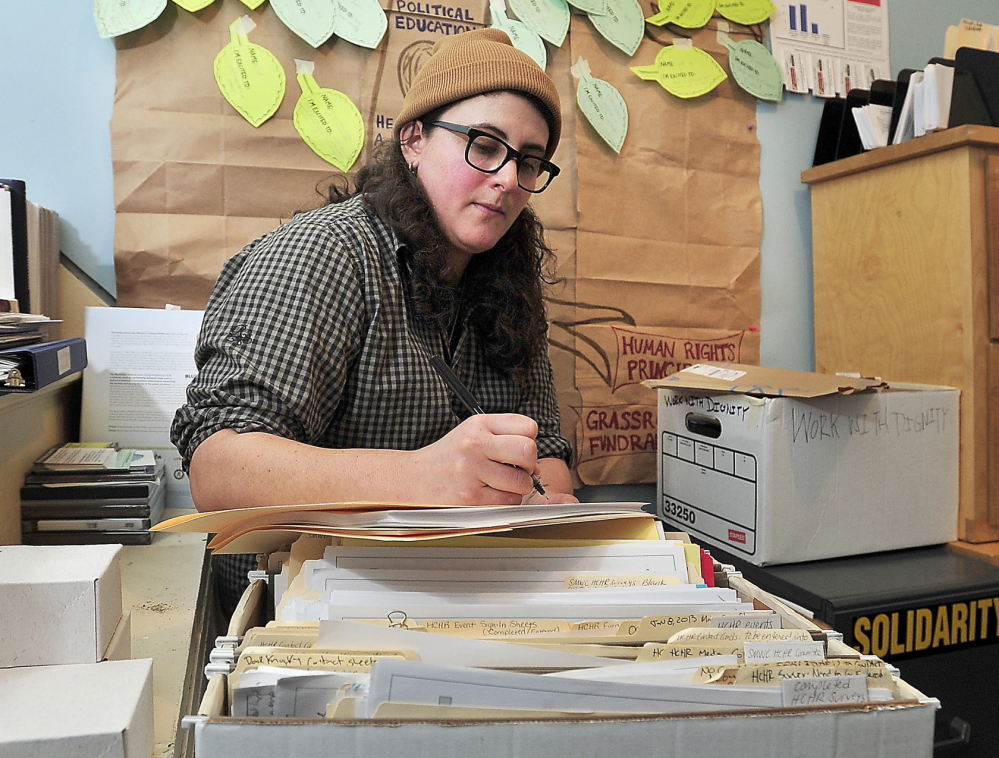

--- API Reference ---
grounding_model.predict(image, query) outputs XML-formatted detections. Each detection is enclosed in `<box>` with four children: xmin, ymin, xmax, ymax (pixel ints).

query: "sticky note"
<box><xmin>93</xmin><ymin>0</ymin><xmax>167</xmax><ymax>39</ymax></box>
<box><xmin>507</xmin><ymin>0</ymin><xmax>571</xmax><ymax>47</ymax></box>
<box><xmin>272</xmin><ymin>0</ymin><xmax>337</xmax><ymax>48</ymax></box>
<box><xmin>293</xmin><ymin>60</ymin><xmax>365</xmax><ymax>172</ymax></box>
<box><xmin>631</xmin><ymin>45</ymin><xmax>728</xmax><ymax>98</ymax></box>
<box><xmin>332</xmin><ymin>0</ymin><xmax>388</xmax><ymax>50</ymax></box>
<box><xmin>573</xmin><ymin>58</ymin><xmax>629</xmax><ymax>153</ymax></box>
<box><xmin>214</xmin><ymin>17</ymin><xmax>287</xmax><ymax>127</ymax></box>
<box><xmin>239</xmin><ymin>0</ymin><xmax>267</xmax><ymax>8</ymax></box>
<box><xmin>723</xmin><ymin>37</ymin><xmax>783</xmax><ymax>101</ymax></box>
<box><xmin>716</xmin><ymin>0</ymin><xmax>776</xmax><ymax>26</ymax></box>
<box><xmin>587</xmin><ymin>0</ymin><xmax>645</xmax><ymax>57</ymax></box>
<box><xmin>173</xmin><ymin>0</ymin><xmax>215</xmax><ymax>11</ymax></box>
<box><xmin>490</xmin><ymin>1</ymin><xmax>548</xmax><ymax>70</ymax></box>
<box><xmin>673</xmin><ymin>0</ymin><xmax>716</xmax><ymax>29</ymax></box>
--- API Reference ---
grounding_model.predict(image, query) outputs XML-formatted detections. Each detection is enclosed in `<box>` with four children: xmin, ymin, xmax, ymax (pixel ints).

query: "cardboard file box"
<box><xmin>181</xmin><ymin>562</ymin><xmax>938</xmax><ymax>758</ymax></box>
<box><xmin>0</xmin><ymin>544</ymin><xmax>123</xmax><ymax>667</ymax></box>
<box><xmin>0</xmin><ymin>658</ymin><xmax>153</xmax><ymax>758</ymax></box>
<box><xmin>648</xmin><ymin>364</ymin><xmax>959</xmax><ymax>566</ymax></box>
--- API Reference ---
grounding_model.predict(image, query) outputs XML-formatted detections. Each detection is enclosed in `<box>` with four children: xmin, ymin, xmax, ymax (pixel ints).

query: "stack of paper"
<box><xmin>153</xmin><ymin>501</ymin><xmax>655</xmax><ymax>553</ymax></box>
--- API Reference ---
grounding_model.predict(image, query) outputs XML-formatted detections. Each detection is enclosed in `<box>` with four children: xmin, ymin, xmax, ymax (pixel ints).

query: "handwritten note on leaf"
<box><xmin>491</xmin><ymin>1</ymin><xmax>548</xmax><ymax>69</ymax></box>
<box><xmin>214</xmin><ymin>17</ymin><xmax>287</xmax><ymax>128</ymax></box>
<box><xmin>574</xmin><ymin>58</ymin><xmax>628</xmax><ymax>153</ymax></box>
<box><xmin>507</xmin><ymin>0</ymin><xmax>571</xmax><ymax>47</ymax></box>
<box><xmin>568</xmin><ymin>0</ymin><xmax>607</xmax><ymax>16</ymax></box>
<box><xmin>724</xmin><ymin>37</ymin><xmax>783</xmax><ymax>102</ymax></box>
<box><xmin>716</xmin><ymin>0</ymin><xmax>775</xmax><ymax>25</ymax></box>
<box><xmin>332</xmin><ymin>0</ymin><xmax>388</xmax><ymax>50</ymax></box>
<box><xmin>272</xmin><ymin>0</ymin><xmax>337</xmax><ymax>48</ymax></box>
<box><xmin>673</xmin><ymin>0</ymin><xmax>716</xmax><ymax>29</ymax></box>
<box><xmin>588</xmin><ymin>0</ymin><xmax>645</xmax><ymax>57</ymax></box>
<box><xmin>646</xmin><ymin>0</ymin><xmax>678</xmax><ymax>26</ymax></box>
<box><xmin>93</xmin><ymin>0</ymin><xmax>167</xmax><ymax>39</ymax></box>
<box><xmin>631</xmin><ymin>45</ymin><xmax>727</xmax><ymax>98</ymax></box>
<box><xmin>294</xmin><ymin>61</ymin><xmax>365</xmax><ymax>172</ymax></box>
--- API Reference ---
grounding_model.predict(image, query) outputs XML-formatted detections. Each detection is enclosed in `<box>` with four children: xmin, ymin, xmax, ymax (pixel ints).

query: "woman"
<box><xmin>171</xmin><ymin>29</ymin><xmax>576</xmax><ymax>608</ymax></box>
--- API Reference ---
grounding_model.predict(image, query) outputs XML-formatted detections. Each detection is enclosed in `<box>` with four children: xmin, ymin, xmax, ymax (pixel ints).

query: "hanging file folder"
<box><xmin>0</xmin><ymin>337</ymin><xmax>87</xmax><ymax>393</ymax></box>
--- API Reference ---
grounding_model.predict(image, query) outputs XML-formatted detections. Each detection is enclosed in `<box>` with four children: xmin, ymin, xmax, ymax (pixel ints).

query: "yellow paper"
<box><xmin>645</xmin><ymin>0</ymin><xmax>678</xmax><ymax>26</ymax></box>
<box><xmin>672</xmin><ymin>0</ymin><xmax>716</xmax><ymax>29</ymax></box>
<box><xmin>631</xmin><ymin>44</ymin><xmax>727</xmax><ymax>98</ymax></box>
<box><xmin>213</xmin><ymin>17</ymin><xmax>286</xmax><ymax>128</ymax></box>
<box><xmin>240</xmin><ymin>0</ymin><xmax>267</xmax><ymax>9</ymax></box>
<box><xmin>173</xmin><ymin>0</ymin><xmax>215</xmax><ymax>11</ymax></box>
<box><xmin>293</xmin><ymin>61</ymin><xmax>365</xmax><ymax>172</ymax></box>
<box><xmin>715</xmin><ymin>0</ymin><xmax>775</xmax><ymax>26</ymax></box>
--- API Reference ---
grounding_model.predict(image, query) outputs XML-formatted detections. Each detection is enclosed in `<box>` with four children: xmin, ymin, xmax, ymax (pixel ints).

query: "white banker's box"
<box><xmin>0</xmin><ymin>544</ymin><xmax>123</xmax><ymax>667</ymax></box>
<box><xmin>648</xmin><ymin>364</ymin><xmax>959</xmax><ymax>565</ymax></box>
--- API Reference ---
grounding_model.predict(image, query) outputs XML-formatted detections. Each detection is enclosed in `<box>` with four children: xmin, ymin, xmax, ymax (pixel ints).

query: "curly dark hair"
<box><xmin>324</xmin><ymin>121</ymin><xmax>559</xmax><ymax>387</ymax></box>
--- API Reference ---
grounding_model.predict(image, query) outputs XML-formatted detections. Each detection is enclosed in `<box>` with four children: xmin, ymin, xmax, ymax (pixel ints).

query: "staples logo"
<box><xmin>728</xmin><ymin>529</ymin><xmax>747</xmax><ymax>544</ymax></box>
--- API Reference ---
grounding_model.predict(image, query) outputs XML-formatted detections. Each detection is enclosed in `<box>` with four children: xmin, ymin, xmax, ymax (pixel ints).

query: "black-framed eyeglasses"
<box><xmin>427</xmin><ymin>121</ymin><xmax>560</xmax><ymax>193</ymax></box>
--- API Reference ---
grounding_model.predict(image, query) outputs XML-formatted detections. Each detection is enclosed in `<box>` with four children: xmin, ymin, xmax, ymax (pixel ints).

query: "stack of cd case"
<box><xmin>20</xmin><ymin>444</ymin><xmax>166</xmax><ymax>545</ymax></box>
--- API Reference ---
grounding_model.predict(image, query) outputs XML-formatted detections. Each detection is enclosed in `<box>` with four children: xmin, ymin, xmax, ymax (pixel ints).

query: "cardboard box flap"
<box><xmin>644</xmin><ymin>363</ymin><xmax>887</xmax><ymax>398</ymax></box>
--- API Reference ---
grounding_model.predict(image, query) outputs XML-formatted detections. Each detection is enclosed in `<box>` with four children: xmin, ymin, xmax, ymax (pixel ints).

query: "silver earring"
<box><xmin>408</xmin><ymin>163</ymin><xmax>418</xmax><ymax>176</ymax></box>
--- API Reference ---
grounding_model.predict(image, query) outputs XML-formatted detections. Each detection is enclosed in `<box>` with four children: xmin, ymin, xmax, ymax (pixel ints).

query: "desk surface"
<box><xmin>120</xmin><ymin>510</ymin><xmax>206</xmax><ymax>758</ymax></box>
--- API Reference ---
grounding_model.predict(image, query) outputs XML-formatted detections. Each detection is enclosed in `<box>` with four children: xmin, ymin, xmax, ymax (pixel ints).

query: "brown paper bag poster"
<box><xmin>569</xmin><ymin>324</ymin><xmax>759</xmax><ymax>485</ymax></box>
<box><xmin>109</xmin><ymin>0</ymin><xmax>761</xmax><ymax>486</ymax></box>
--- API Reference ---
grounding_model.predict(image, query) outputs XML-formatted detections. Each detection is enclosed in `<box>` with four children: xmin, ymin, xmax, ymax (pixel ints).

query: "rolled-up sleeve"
<box><xmin>170</xmin><ymin>218</ymin><xmax>366</xmax><ymax>471</ymax></box>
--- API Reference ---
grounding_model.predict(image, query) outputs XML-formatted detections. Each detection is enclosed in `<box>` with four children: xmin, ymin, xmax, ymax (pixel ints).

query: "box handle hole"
<box><xmin>685</xmin><ymin>412</ymin><xmax>721</xmax><ymax>439</ymax></box>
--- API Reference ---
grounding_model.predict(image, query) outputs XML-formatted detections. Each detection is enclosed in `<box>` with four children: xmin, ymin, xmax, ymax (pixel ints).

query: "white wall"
<box><xmin>1</xmin><ymin>1</ymin><xmax>996</xmax><ymax>369</ymax></box>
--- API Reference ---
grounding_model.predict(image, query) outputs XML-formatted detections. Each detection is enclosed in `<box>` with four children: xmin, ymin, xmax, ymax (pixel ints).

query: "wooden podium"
<box><xmin>802</xmin><ymin>124</ymin><xmax>999</xmax><ymax>545</ymax></box>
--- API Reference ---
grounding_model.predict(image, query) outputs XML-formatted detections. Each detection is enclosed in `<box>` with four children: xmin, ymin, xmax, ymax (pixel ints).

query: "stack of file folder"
<box><xmin>21</xmin><ymin>443</ymin><xmax>166</xmax><ymax>545</ymax></box>
<box><xmin>155</xmin><ymin>507</ymin><xmax>935</xmax><ymax>736</ymax></box>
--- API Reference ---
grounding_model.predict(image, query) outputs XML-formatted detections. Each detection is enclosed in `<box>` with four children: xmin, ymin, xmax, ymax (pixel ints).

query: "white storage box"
<box><xmin>648</xmin><ymin>364</ymin><xmax>959</xmax><ymax>565</ymax></box>
<box><xmin>0</xmin><ymin>658</ymin><xmax>153</xmax><ymax>758</ymax></box>
<box><xmin>182</xmin><ymin>565</ymin><xmax>938</xmax><ymax>758</ymax></box>
<box><xmin>0</xmin><ymin>544</ymin><xmax>123</xmax><ymax>666</ymax></box>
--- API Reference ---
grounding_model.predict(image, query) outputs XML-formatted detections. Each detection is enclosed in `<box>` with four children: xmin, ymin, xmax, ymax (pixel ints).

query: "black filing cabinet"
<box><xmin>706</xmin><ymin>545</ymin><xmax>999</xmax><ymax>757</ymax></box>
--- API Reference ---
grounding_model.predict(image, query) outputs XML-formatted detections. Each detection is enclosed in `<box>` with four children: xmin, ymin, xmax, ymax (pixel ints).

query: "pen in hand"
<box><xmin>429</xmin><ymin>354</ymin><xmax>546</xmax><ymax>497</ymax></box>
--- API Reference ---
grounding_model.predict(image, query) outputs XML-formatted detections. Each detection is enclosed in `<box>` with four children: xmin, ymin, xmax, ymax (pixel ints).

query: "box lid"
<box><xmin>644</xmin><ymin>363</ymin><xmax>887</xmax><ymax>398</ymax></box>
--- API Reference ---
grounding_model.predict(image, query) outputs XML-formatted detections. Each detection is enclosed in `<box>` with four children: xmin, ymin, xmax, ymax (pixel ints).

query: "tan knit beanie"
<box><xmin>395</xmin><ymin>29</ymin><xmax>561</xmax><ymax>159</ymax></box>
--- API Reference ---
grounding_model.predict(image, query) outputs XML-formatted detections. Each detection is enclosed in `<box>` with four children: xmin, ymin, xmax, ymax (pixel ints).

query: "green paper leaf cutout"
<box><xmin>568</xmin><ymin>0</ymin><xmax>606</xmax><ymax>17</ymax></box>
<box><xmin>331</xmin><ymin>0</ymin><xmax>388</xmax><ymax>50</ymax></box>
<box><xmin>576</xmin><ymin>70</ymin><xmax>628</xmax><ymax>153</ymax></box>
<box><xmin>173</xmin><ymin>0</ymin><xmax>215</xmax><ymax>11</ymax></box>
<box><xmin>93</xmin><ymin>0</ymin><xmax>167</xmax><ymax>39</ymax></box>
<box><xmin>631</xmin><ymin>44</ymin><xmax>727</xmax><ymax>98</ymax></box>
<box><xmin>214</xmin><ymin>18</ymin><xmax>287</xmax><ymax>127</ymax></box>
<box><xmin>716</xmin><ymin>0</ymin><xmax>775</xmax><ymax>25</ymax></box>
<box><xmin>672</xmin><ymin>0</ymin><xmax>715</xmax><ymax>29</ymax></box>
<box><xmin>724</xmin><ymin>38</ymin><xmax>783</xmax><ymax>102</ymax></box>
<box><xmin>508</xmin><ymin>0</ymin><xmax>571</xmax><ymax>47</ymax></box>
<box><xmin>294</xmin><ymin>66</ymin><xmax>365</xmax><ymax>172</ymax></box>
<box><xmin>490</xmin><ymin>2</ymin><xmax>547</xmax><ymax>70</ymax></box>
<box><xmin>587</xmin><ymin>0</ymin><xmax>645</xmax><ymax>57</ymax></box>
<box><xmin>239</xmin><ymin>0</ymin><xmax>267</xmax><ymax>8</ymax></box>
<box><xmin>646</xmin><ymin>0</ymin><xmax>678</xmax><ymax>26</ymax></box>
<box><xmin>272</xmin><ymin>0</ymin><xmax>337</xmax><ymax>48</ymax></box>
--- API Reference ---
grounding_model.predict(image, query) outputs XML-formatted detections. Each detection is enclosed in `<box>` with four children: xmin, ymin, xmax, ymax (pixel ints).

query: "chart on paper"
<box><xmin>769</xmin><ymin>0</ymin><xmax>890</xmax><ymax>97</ymax></box>
<box><xmin>660</xmin><ymin>431</ymin><xmax>758</xmax><ymax>556</ymax></box>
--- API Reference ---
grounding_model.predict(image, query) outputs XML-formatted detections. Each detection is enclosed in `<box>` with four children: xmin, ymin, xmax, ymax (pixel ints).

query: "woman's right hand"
<box><xmin>410</xmin><ymin>413</ymin><xmax>541</xmax><ymax>505</ymax></box>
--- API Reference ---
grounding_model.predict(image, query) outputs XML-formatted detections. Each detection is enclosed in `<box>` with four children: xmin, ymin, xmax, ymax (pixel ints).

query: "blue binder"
<box><xmin>0</xmin><ymin>337</ymin><xmax>87</xmax><ymax>393</ymax></box>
